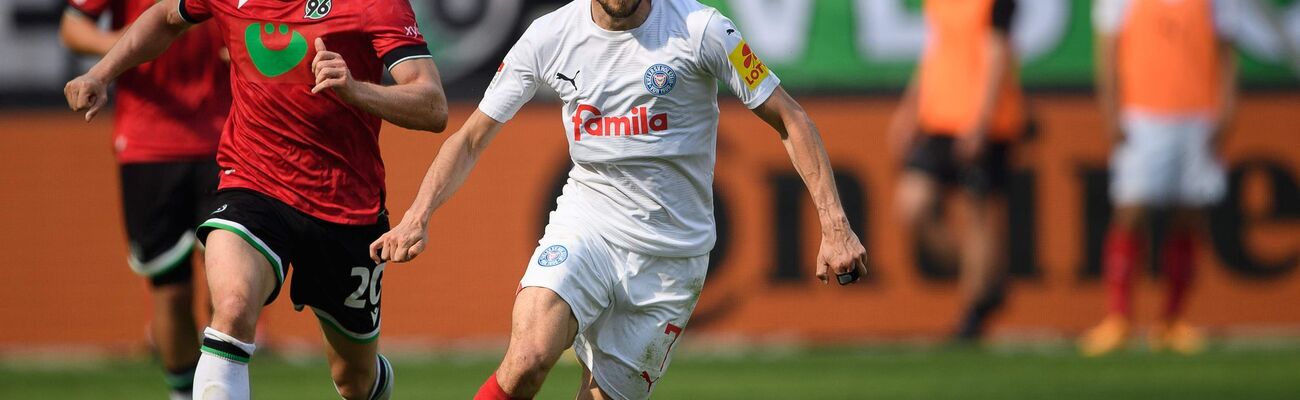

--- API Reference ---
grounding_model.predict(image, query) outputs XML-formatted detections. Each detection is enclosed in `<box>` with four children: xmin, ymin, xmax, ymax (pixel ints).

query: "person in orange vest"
<box><xmin>1080</xmin><ymin>0</ymin><xmax>1242</xmax><ymax>356</ymax></box>
<box><xmin>890</xmin><ymin>0</ymin><xmax>1026</xmax><ymax>342</ymax></box>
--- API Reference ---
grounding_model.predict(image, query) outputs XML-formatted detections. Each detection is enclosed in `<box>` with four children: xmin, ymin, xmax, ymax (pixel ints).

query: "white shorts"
<box><xmin>519</xmin><ymin>219</ymin><xmax>708</xmax><ymax>400</ymax></box>
<box><xmin>1111</xmin><ymin>114</ymin><xmax>1226</xmax><ymax>207</ymax></box>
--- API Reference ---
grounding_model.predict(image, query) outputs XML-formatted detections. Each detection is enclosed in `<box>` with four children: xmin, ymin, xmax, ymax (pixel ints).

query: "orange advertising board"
<box><xmin>0</xmin><ymin>95</ymin><xmax>1297</xmax><ymax>349</ymax></box>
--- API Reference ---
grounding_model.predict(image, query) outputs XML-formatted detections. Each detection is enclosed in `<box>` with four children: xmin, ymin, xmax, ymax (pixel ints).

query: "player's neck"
<box><xmin>590</xmin><ymin>0</ymin><xmax>653</xmax><ymax>31</ymax></box>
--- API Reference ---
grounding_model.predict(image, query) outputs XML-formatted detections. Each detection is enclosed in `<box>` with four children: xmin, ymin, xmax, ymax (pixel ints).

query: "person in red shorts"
<box><xmin>60</xmin><ymin>0</ymin><xmax>230</xmax><ymax>397</ymax></box>
<box><xmin>63</xmin><ymin>0</ymin><xmax>448</xmax><ymax>398</ymax></box>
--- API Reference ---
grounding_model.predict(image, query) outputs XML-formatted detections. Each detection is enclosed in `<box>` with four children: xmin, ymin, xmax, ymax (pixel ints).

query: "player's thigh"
<box><xmin>896</xmin><ymin>171</ymin><xmax>942</xmax><ymax>225</ymax></box>
<box><xmin>202</xmin><ymin>229</ymin><xmax>276</xmax><ymax>337</ymax></box>
<box><xmin>503</xmin><ymin>287</ymin><xmax>580</xmax><ymax>369</ymax></box>
<box><xmin>518</xmin><ymin>223</ymin><xmax>618</xmax><ymax>341</ymax></box>
<box><xmin>119</xmin><ymin>162</ymin><xmax>200</xmax><ymax>285</ymax></box>
<box><xmin>290</xmin><ymin>215</ymin><xmax>390</xmax><ymax>345</ymax></box>
<box><xmin>578</xmin><ymin>252</ymin><xmax>707</xmax><ymax>400</ymax></box>
<box><xmin>197</xmin><ymin>190</ymin><xmax>295</xmax><ymax>337</ymax></box>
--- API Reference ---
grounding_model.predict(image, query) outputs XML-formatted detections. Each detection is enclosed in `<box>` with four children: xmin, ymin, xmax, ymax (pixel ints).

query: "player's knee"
<box><xmin>208</xmin><ymin>293</ymin><xmax>259</xmax><ymax>338</ymax></box>
<box><xmin>897</xmin><ymin>196</ymin><xmax>939</xmax><ymax>231</ymax></box>
<box><xmin>500</xmin><ymin>347</ymin><xmax>556</xmax><ymax>391</ymax></box>
<box><xmin>895</xmin><ymin>180</ymin><xmax>937</xmax><ymax>227</ymax></box>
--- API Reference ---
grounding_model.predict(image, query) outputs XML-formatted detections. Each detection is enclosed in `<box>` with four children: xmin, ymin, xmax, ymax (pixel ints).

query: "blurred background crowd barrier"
<box><xmin>0</xmin><ymin>0</ymin><xmax>1297</xmax><ymax>351</ymax></box>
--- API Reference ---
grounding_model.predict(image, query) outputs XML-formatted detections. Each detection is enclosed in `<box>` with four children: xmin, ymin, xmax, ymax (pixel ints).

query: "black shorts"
<box><xmin>903</xmin><ymin>135</ymin><xmax>1011</xmax><ymax>195</ymax></box>
<box><xmin>120</xmin><ymin>160</ymin><xmax>219</xmax><ymax>286</ymax></box>
<box><xmin>196</xmin><ymin>189</ymin><xmax>390</xmax><ymax>343</ymax></box>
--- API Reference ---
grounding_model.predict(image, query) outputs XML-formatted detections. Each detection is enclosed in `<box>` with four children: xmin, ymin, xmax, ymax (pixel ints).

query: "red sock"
<box><xmin>1104</xmin><ymin>227</ymin><xmax>1141</xmax><ymax>317</ymax></box>
<box><xmin>475</xmin><ymin>372</ymin><xmax>529</xmax><ymax>400</ymax></box>
<box><xmin>1162</xmin><ymin>229</ymin><xmax>1195</xmax><ymax>320</ymax></box>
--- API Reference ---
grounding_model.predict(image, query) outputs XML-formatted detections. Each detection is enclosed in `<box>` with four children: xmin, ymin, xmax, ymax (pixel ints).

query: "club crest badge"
<box><xmin>304</xmin><ymin>0</ymin><xmax>331</xmax><ymax>20</ymax></box>
<box><xmin>537</xmin><ymin>245</ymin><xmax>568</xmax><ymax>267</ymax></box>
<box><xmin>643</xmin><ymin>64</ymin><xmax>677</xmax><ymax>96</ymax></box>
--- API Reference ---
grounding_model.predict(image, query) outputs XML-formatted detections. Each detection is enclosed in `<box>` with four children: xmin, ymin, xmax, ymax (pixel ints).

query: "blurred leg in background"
<box><xmin>955</xmin><ymin>185</ymin><xmax>1009</xmax><ymax>341</ymax></box>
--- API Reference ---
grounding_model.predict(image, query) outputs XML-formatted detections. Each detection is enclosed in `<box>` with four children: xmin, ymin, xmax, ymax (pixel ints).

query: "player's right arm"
<box><xmin>369</xmin><ymin>19</ymin><xmax>548</xmax><ymax>264</ymax></box>
<box><xmin>369</xmin><ymin>111</ymin><xmax>506</xmax><ymax>263</ymax></box>
<box><xmin>64</xmin><ymin>0</ymin><xmax>193</xmax><ymax>121</ymax></box>
<box><xmin>1093</xmin><ymin>0</ymin><xmax>1124</xmax><ymax>142</ymax></box>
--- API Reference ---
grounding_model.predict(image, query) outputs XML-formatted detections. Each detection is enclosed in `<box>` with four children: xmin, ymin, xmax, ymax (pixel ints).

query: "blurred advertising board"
<box><xmin>2</xmin><ymin>96</ymin><xmax>1297</xmax><ymax>347</ymax></box>
<box><xmin>3</xmin><ymin>0</ymin><xmax>1298</xmax><ymax>105</ymax></box>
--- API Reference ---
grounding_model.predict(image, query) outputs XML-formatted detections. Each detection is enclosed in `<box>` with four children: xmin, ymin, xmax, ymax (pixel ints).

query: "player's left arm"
<box><xmin>310</xmin><ymin>39</ymin><xmax>448</xmax><ymax>132</ymax></box>
<box><xmin>752</xmin><ymin>88</ymin><xmax>868</xmax><ymax>285</ymax></box>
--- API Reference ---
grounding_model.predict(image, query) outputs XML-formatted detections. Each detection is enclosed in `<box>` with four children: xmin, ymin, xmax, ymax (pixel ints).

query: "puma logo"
<box><xmin>556</xmin><ymin>70</ymin><xmax>579</xmax><ymax>91</ymax></box>
<box><xmin>245</xmin><ymin>23</ymin><xmax>308</xmax><ymax>78</ymax></box>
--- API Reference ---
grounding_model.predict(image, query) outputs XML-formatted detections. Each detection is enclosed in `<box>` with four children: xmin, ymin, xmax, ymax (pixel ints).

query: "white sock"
<box><xmin>193</xmin><ymin>327</ymin><xmax>256</xmax><ymax>400</ymax></box>
<box><xmin>368</xmin><ymin>354</ymin><xmax>394</xmax><ymax>400</ymax></box>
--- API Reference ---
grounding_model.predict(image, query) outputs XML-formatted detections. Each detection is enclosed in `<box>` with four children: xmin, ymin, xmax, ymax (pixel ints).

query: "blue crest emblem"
<box><xmin>643</xmin><ymin>64</ymin><xmax>677</xmax><ymax>96</ymax></box>
<box><xmin>537</xmin><ymin>245</ymin><xmax>568</xmax><ymax>267</ymax></box>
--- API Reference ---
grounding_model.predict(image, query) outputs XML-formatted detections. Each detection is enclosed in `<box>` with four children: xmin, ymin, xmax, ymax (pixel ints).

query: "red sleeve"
<box><xmin>67</xmin><ymin>0</ymin><xmax>112</xmax><ymax>19</ymax></box>
<box><xmin>367</xmin><ymin>0</ymin><xmax>431</xmax><ymax>70</ymax></box>
<box><xmin>178</xmin><ymin>0</ymin><xmax>211</xmax><ymax>23</ymax></box>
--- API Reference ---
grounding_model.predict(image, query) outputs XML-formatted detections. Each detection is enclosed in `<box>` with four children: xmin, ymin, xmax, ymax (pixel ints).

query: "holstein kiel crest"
<box><xmin>643</xmin><ymin>64</ymin><xmax>677</xmax><ymax>96</ymax></box>
<box><xmin>304</xmin><ymin>0</ymin><xmax>331</xmax><ymax>20</ymax></box>
<box><xmin>537</xmin><ymin>245</ymin><xmax>568</xmax><ymax>267</ymax></box>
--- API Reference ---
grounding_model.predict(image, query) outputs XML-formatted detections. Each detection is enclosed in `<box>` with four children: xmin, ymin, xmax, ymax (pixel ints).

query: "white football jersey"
<box><xmin>479</xmin><ymin>0</ymin><xmax>780</xmax><ymax>257</ymax></box>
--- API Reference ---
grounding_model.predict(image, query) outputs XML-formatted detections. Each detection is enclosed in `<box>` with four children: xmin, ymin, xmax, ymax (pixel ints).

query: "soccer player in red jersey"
<box><xmin>64</xmin><ymin>0</ymin><xmax>448</xmax><ymax>398</ymax></box>
<box><xmin>61</xmin><ymin>0</ymin><xmax>229</xmax><ymax>397</ymax></box>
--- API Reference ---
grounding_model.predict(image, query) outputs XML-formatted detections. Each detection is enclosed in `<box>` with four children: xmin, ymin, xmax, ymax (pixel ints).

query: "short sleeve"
<box><xmin>477</xmin><ymin>23</ymin><xmax>544</xmax><ymax>123</ymax></box>
<box><xmin>1211</xmin><ymin>0</ymin><xmax>1241</xmax><ymax>42</ymax></box>
<box><xmin>991</xmin><ymin>0</ymin><xmax>1016</xmax><ymax>34</ymax></box>
<box><xmin>1093</xmin><ymin>0</ymin><xmax>1128</xmax><ymax>35</ymax></box>
<box><xmin>177</xmin><ymin>0</ymin><xmax>211</xmax><ymax>24</ymax></box>
<box><xmin>367</xmin><ymin>0</ymin><xmax>432</xmax><ymax>71</ymax></box>
<box><xmin>699</xmin><ymin>12</ymin><xmax>779</xmax><ymax>109</ymax></box>
<box><xmin>66</xmin><ymin>0</ymin><xmax>111</xmax><ymax>19</ymax></box>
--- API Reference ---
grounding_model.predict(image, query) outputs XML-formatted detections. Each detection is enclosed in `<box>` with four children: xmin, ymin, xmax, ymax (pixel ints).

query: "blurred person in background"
<box><xmin>1080</xmin><ymin>0</ymin><xmax>1241</xmax><ymax>357</ymax></box>
<box><xmin>60</xmin><ymin>0</ymin><xmax>230</xmax><ymax>397</ymax></box>
<box><xmin>889</xmin><ymin>0</ymin><xmax>1026</xmax><ymax>342</ymax></box>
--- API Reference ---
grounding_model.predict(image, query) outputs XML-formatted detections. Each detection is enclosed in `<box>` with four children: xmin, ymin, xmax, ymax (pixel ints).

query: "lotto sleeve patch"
<box><xmin>727</xmin><ymin>40</ymin><xmax>770</xmax><ymax>90</ymax></box>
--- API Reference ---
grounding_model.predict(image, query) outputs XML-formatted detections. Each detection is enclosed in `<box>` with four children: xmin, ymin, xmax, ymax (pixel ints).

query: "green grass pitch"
<box><xmin>4</xmin><ymin>345</ymin><xmax>1300</xmax><ymax>399</ymax></box>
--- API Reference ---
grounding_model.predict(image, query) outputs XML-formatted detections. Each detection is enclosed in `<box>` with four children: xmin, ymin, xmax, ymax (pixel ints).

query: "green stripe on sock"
<box><xmin>163</xmin><ymin>371</ymin><xmax>194</xmax><ymax>390</ymax></box>
<box><xmin>201</xmin><ymin>345</ymin><xmax>250</xmax><ymax>364</ymax></box>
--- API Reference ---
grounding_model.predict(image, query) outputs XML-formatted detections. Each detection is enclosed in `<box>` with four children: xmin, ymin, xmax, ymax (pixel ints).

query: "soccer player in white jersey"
<box><xmin>372</xmin><ymin>0</ymin><xmax>868</xmax><ymax>398</ymax></box>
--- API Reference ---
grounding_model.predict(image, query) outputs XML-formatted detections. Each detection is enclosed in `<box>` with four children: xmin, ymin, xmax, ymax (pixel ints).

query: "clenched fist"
<box><xmin>311</xmin><ymin>38</ymin><xmax>355</xmax><ymax>98</ymax></box>
<box><xmin>65</xmin><ymin>74</ymin><xmax>109</xmax><ymax>122</ymax></box>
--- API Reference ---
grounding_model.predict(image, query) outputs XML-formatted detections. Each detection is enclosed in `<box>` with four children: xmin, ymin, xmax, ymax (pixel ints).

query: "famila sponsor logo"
<box><xmin>570</xmin><ymin>104</ymin><xmax>669</xmax><ymax>142</ymax></box>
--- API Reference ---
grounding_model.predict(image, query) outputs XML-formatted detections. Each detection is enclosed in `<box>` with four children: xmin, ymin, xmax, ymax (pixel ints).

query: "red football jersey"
<box><xmin>68</xmin><ymin>0</ymin><xmax>231</xmax><ymax>164</ymax></box>
<box><xmin>179</xmin><ymin>0</ymin><xmax>431</xmax><ymax>225</ymax></box>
